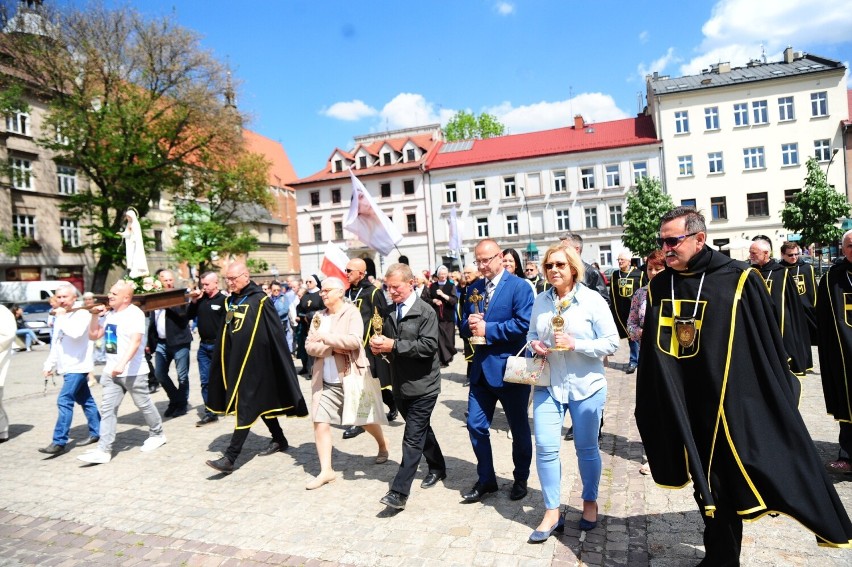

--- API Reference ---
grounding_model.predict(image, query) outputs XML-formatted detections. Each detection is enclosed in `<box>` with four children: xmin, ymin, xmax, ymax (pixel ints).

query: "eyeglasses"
<box><xmin>319</xmin><ymin>288</ymin><xmax>338</xmax><ymax>294</ymax></box>
<box><xmin>225</xmin><ymin>273</ymin><xmax>248</xmax><ymax>282</ymax></box>
<box><xmin>544</xmin><ymin>261</ymin><xmax>568</xmax><ymax>270</ymax></box>
<box><xmin>784</xmin><ymin>252</ymin><xmax>800</xmax><ymax>257</ymax></box>
<box><xmin>344</xmin><ymin>268</ymin><xmax>360</xmax><ymax>274</ymax></box>
<box><xmin>475</xmin><ymin>252</ymin><xmax>500</xmax><ymax>266</ymax></box>
<box><xmin>656</xmin><ymin>232</ymin><xmax>698</xmax><ymax>248</ymax></box>
<box><xmin>524</xmin><ymin>268</ymin><xmax>535</xmax><ymax>272</ymax></box>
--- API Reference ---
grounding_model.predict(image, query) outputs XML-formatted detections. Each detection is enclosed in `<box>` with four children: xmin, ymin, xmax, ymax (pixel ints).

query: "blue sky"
<box><xmin>96</xmin><ymin>0</ymin><xmax>851</xmax><ymax>178</ymax></box>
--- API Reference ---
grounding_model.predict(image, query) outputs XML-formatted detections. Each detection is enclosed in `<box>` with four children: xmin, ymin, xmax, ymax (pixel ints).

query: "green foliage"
<box><xmin>622</xmin><ymin>176</ymin><xmax>675</xmax><ymax>257</ymax></box>
<box><xmin>780</xmin><ymin>157</ymin><xmax>851</xmax><ymax>251</ymax></box>
<box><xmin>0</xmin><ymin>231</ymin><xmax>29</xmax><ymax>256</ymax></box>
<box><xmin>444</xmin><ymin>110</ymin><xmax>505</xmax><ymax>141</ymax></box>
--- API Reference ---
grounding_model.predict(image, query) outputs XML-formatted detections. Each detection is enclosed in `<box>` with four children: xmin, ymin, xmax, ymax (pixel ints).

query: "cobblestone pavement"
<box><xmin>0</xmin><ymin>339</ymin><xmax>849</xmax><ymax>566</ymax></box>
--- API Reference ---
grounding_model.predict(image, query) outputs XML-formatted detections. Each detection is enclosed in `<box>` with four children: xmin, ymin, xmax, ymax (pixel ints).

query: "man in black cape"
<box><xmin>816</xmin><ymin>229</ymin><xmax>852</xmax><ymax>475</ymax></box>
<box><xmin>609</xmin><ymin>251</ymin><xmax>645</xmax><ymax>374</ymax></box>
<box><xmin>636</xmin><ymin>207</ymin><xmax>852</xmax><ymax>565</ymax></box>
<box><xmin>779</xmin><ymin>241</ymin><xmax>818</xmax><ymax>346</ymax></box>
<box><xmin>748</xmin><ymin>237</ymin><xmax>812</xmax><ymax>376</ymax></box>
<box><xmin>205</xmin><ymin>262</ymin><xmax>308</xmax><ymax>474</ymax></box>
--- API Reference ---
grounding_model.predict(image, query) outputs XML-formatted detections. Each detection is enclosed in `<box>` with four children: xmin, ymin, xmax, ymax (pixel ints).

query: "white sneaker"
<box><xmin>140</xmin><ymin>435</ymin><xmax>167</xmax><ymax>452</ymax></box>
<box><xmin>77</xmin><ymin>449</ymin><xmax>111</xmax><ymax>464</ymax></box>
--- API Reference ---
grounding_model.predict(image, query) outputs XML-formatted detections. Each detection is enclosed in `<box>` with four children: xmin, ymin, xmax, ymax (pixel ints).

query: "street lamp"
<box><xmin>825</xmin><ymin>148</ymin><xmax>840</xmax><ymax>184</ymax></box>
<box><xmin>518</xmin><ymin>186</ymin><xmax>538</xmax><ymax>262</ymax></box>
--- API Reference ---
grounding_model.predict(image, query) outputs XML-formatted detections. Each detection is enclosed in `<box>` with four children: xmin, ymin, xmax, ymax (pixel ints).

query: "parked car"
<box><xmin>20</xmin><ymin>301</ymin><xmax>53</xmax><ymax>341</ymax></box>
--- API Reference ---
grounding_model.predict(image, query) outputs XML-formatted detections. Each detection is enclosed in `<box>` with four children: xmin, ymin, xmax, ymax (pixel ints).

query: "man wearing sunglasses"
<box><xmin>778</xmin><ymin>241</ymin><xmax>817</xmax><ymax>346</ymax></box>
<box><xmin>636</xmin><ymin>207</ymin><xmax>852</xmax><ymax>563</ymax></box>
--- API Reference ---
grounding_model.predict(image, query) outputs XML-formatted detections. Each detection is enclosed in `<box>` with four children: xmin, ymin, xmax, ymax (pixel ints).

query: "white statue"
<box><xmin>121</xmin><ymin>208</ymin><xmax>149</xmax><ymax>278</ymax></box>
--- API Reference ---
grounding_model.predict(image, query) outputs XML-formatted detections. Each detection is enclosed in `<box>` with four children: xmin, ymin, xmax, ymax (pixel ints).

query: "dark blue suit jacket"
<box><xmin>460</xmin><ymin>271</ymin><xmax>534</xmax><ymax>387</ymax></box>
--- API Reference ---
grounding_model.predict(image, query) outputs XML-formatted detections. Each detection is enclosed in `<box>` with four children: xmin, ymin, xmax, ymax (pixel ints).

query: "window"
<box><xmin>681</xmin><ymin>198</ymin><xmax>697</xmax><ymax>207</ymax></box>
<box><xmin>333</xmin><ymin>159</ymin><xmax>343</xmax><ymax>173</ymax></box>
<box><xmin>55</xmin><ymin>125</ymin><xmax>70</xmax><ymax>146</ymax></box>
<box><xmin>781</xmin><ymin>143</ymin><xmax>799</xmax><ymax>166</ymax></box>
<box><xmin>811</xmin><ymin>91</ymin><xmax>828</xmax><ymax>117</ymax></box>
<box><xmin>733</xmin><ymin>103</ymin><xmax>749</xmax><ymax>126</ymax></box>
<box><xmin>784</xmin><ymin>189</ymin><xmax>800</xmax><ymax>203</ymax></box>
<box><xmin>358</xmin><ymin>156</ymin><xmax>367</xmax><ymax>168</ymax></box>
<box><xmin>406</xmin><ymin>214</ymin><xmax>417</xmax><ymax>233</ymax></box>
<box><xmin>632</xmin><ymin>161</ymin><xmax>647</xmax><ymax>184</ymax></box>
<box><xmin>506</xmin><ymin>214</ymin><xmax>519</xmax><ymax>236</ymax></box>
<box><xmin>310</xmin><ymin>191</ymin><xmax>320</xmax><ymax>206</ymax></box>
<box><xmin>331</xmin><ymin>188</ymin><xmax>341</xmax><ymax>204</ymax></box>
<box><xmin>609</xmin><ymin>204</ymin><xmax>623</xmax><ymax>226</ymax></box>
<box><xmin>312</xmin><ymin>222</ymin><xmax>321</xmax><ymax>241</ymax></box>
<box><xmin>382</xmin><ymin>152</ymin><xmax>392</xmax><ymax>165</ymax></box>
<box><xmin>674</xmin><ymin>110</ymin><xmax>689</xmax><ymax>134</ymax></box>
<box><xmin>503</xmin><ymin>176</ymin><xmax>516</xmax><ymax>198</ymax></box>
<box><xmin>380</xmin><ymin>182</ymin><xmax>391</xmax><ymax>198</ymax></box>
<box><xmin>752</xmin><ymin>100</ymin><xmax>768</xmax><ymax>124</ymax></box>
<box><xmin>12</xmin><ymin>214</ymin><xmax>35</xmax><ymax>239</ymax></box>
<box><xmin>57</xmin><ymin>165</ymin><xmax>77</xmax><ymax>195</ymax></box>
<box><xmin>553</xmin><ymin>170</ymin><xmax>566</xmax><ymax>193</ymax></box>
<box><xmin>556</xmin><ymin>209</ymin><xmax>570</xmax><ymax>232</ymax></box>
<box><xmin>605</xmin><ymin>164</ymin><xmax>620</xmax><ymax>187</ymax></box>
<box><xmin>403</xmin><ymin>179</ymin><xmax>415</xmax><ymax>195</ymax></box>
<box><xmin>406</xmin><ymin>148</ymin><xmax>415</xmax><ymax>161</ymax></box>
<box><xmin>599</xmin><ymin>245</ymin><xmax>612</xmax><ymax>267</ymax></box>
<box><xmin>708</xmin><ymin>152</ymin><xmax>724</xmax><ymax>174</ymax></box>
<box><xmin>476</xmin><ymin>217</ymin><xmax>489</xmax><ymax>238</ymax></box>
<box><xmin>580</xmin><ymin>167</ymin><xmax>595</xmax><ymax>190</ymax></box>
<box><xmin>677</xmin><ymin>155</ymin><xmax>693</xmax><ymax>177</ymax></box>
<box><xmin>778</xmin><ymin>96</ymin><xmax>795</xmax><ymax>121</ymax></box>
<box><xmin>445</xmin><ymin>183</ymin><xmax>457</xmax><ymax>204</ymax></box>
<box><xmin>5</xmin><ymin>111</ymin><xmax>29</xmax><ymax>135</ymax></box>
<box><xmin>743</xmin><ymin>147</ymin><xmax>765</xmax><ymax>170</ymax></box>
<box><xmin>153</xmin><ymin>230</ymin><xmax>163</xmax><ymax>252</ymax></box>
<box><xmin>9</xmin><ymin>157</ymin><xmax>32</xmax><ymax>189</ymax></box>
<box><xmin>814</xmin><ymin>139</ymin><xmax>832</xmax><ymax>162</ymax></box>
<box><xmin>334</xmin><ymin>221</ymin><xmax>343</xmax><ymax>240</ymax></box>
<box><xmin>60</xmin><ymin>218</ymin><xmax>81</xmax><ymax>248</ymax></box>
<box><xmin>473</xmin><ymin>180</ymin><xmax>487</xmax><ymax>200</ymax></box>
<box><xmin>747</xmin><ymin>192</ymin><xmax>769</xmax><ymax>217</ymax></box>
<box><xmin>584</xmin><ymin>207</ymin><xmax>598</xmax><ymax>229</ymax></box>
<box><xmin>710</xmin><ymin>197</ymin><xmax>727</xmax><ymax>220</ymax></box>
<box><xmin>704</xmin><ymin>107</ymin><xmax>719</xmax><ymax>130</ymax></box>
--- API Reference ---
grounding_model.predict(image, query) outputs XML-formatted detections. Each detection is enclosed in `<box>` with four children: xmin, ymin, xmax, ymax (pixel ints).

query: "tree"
<box><xmin>781</xmin><ymin>157</ymin><xmax>851</xmax><ymax>257</ymax></box>
<box><xmin>444</xmin><ymin>110</ymin><xmax>505</xmax><ymax>141</ymax></box>
<box><xmin>0</xmin><ymin>3</ymin><xmax>255</xmax><ymax>291</ymax></box>
<box><xmin>622</xmin><ymin>176</ymin><xmax>675</xmax><ymax>258</ymax></box>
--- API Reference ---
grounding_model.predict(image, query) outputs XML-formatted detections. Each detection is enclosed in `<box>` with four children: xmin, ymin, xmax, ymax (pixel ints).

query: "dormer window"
<box><xmin>359</xmin><ymin>156</ymin><xmax>367</xmax><ymax>168</ymax></box>
<box><xmin>406</xmin><ymin>148</ymin><xmax>416</xmax><ymax>161</ymax></box>
<box><xmin>383</xmin><ymin>152</ymin><xmax>392</xmax><ymax>165</ymax></box>
<box><xmin>334</xmin><ymin>159</ymin><xmax>343</xmax><ymax>172</ymax></box>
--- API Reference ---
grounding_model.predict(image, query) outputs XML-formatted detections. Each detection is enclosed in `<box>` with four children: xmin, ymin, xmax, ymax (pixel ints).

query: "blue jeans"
<box><xmin>533</xmin><ymin>386</ymin><xmax>606</xmax><ymax>509</ymax></box>
<box><xmin>197</xmin><ymin>342</ymin><xmax>215</xmax><ymax>417</ymax></box>
<box><xmin>154</xmin><ymin>342</ymin><xmax>191</xmax><ymax>409</ymax></box>
<box><xmin>52</xmin><ymin>373</ymin><xmax>100</xmax><ymax>446</ymax></box>
<box><xmin>16</xmin><ymin>328</ymin><xmax>38</xmax><ymax>349</ymax></box>
<box><xmin>628</xmin><ymin>339</ymin><xmax>640</xmax><ymax>366</ymax></box>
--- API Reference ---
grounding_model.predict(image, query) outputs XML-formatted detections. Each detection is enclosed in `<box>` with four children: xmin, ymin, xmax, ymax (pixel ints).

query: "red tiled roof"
<box><xmin>426</xmin><ymin>116</ymin><xmax>660</xmax><ymax>170</ymax></box>
<box><xmin>242</xmin><ymin>129</ymin><xmax>298</xmax><ymax>185</ymax></box>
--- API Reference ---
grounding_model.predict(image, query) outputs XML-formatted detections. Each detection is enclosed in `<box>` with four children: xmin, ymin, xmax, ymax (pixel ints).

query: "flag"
<box><xmin>321</xmin><ymin>241</ymin><xmax>350</xmax><ymax>287</ymax></box>
<box><xmin>448</xmin><ymin>206</ymin><xmax>461</xmax><ymax>251</ymax></box>
<box><xmin>344</xmin><ymin>169</ymin><xmax>403</xmax><ymax>255</ymax></box>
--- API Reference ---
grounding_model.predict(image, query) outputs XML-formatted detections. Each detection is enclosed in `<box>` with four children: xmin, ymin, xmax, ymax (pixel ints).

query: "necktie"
<box><xmin>484</xmin><ymin>281</ymin><xmax>494</xmax><ymax>311</ymax></box>
<box><xmin>396</xmin><ymin>302</ymin><xmax>403</xmax><ymax>324</ymax></box>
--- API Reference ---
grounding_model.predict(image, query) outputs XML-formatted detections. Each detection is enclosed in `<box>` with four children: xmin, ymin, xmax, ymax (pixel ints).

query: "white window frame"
<box><xmin>609</xmin><ymin>204</ymin><xmax>623</xmax><ymax>227</ymax></box>
<box><xmin>708</xmin><ymin>152</ymin><xmax>724</xmax><ymax>174</ymax></box>
<box><xmin>811</xmin><ymin>91</ymin><xmax>828</xmax><ymax>117</ymax></box>
<box><xmin>599</xmin><ymin>246</ymin><xmax>612</xmax><ymax>267</ymax></box>
<box><xmin>814</xmin><ymin>139</ymin><xmax>832</xmax><ymax>162</ymax></box>
<box><xmin>632</xmin><ymin>161</ymin><xmax>647</xmax><ymax>184</ymax></box>
<box><xmin>57</xmin><ymin>165</ymin><xmax>77</xmax><ymax>195</ymax></box>
<box><xmin>5</xmin><ymin>111</ymin><xmax>30</xmax><ymax>136</ymax></box>
<box><xmin>476</xmin><ymin>217</ymin><xmax>489</xmax><ymax>238</ymax></box>
<box><xmin>506</xmin><ymin>214</ymin><xmax>519</xmax><ymax>236</ymax></box>
<box><xmin>604</xmin><ymin>164</ymin><xmax>620</xmax><ymax>188</ymax></box>
<box><xmin>503</xmin><ymin>176</ymin><xmax>516</xmax><ymax>198</ymax></box>
<box><xmin>12</xmin><ymin>214</ymin><xmax>36</xmax><ymax>239</ymax></box>
<box><xmin>444</xmin><ymin>183</ymin><xmax>457</xmax><ymax>204</ymax></box>
<box><xmin>743</xmin><ymin>147</ymin><xmax>765</xmax><ymax>170</ymax></box>
<box><xmin>406</xmin><ymin>214</ymin><xmax>417</xmax><ymax>233</ymax></box>
<box><xmin>473</xmin><ymin>179</ymin><xmax>487</xmax><ymax>201</ymax></box>
<box><xmin>778</xmin><ymin>96</ymin><xmax>795</xmax><ymax>122</ymax></box>
<box><xmin>733</xmin><ymin>103</ymin><xmax>749</xmax><ymax>127</ymax></box>
<box><xmin>781</xmin><ymin>143</ymin><xmax>799</xmax><ymax>166</ymax></box>
<box><xmin>677</xmin><ymin>155</ymin><xmax>693</xmax><ymax>177</ymax></box>
<box><xmin>60</xmin><ymin>218</ymin><xmax>81</xmax><ymax>247</ymax></box>
<box><xmin>704</xmin><ymin>107</ymin><xmax>719</xmax><ymax>130</ymax></box>
<box><xmin>10</xmin><ymin>157</ymin><xmax>32</xmax><ymax>190</ymax></box>
<box><xmin>580</xmin><ymin>167</ymin><xmax>595</xmax><ymax>190</ymax></box>
<box><xmin>674</xmin><ymin>110</ymin><xmax>689</xmax><ymax>134</ymax></box>
<box><xmin>752</xmin><ymin>100</ymin><xmax>768</xmax><ymax>125</ymax></box>
<box><xmin>556</xmin><ymin>209</ymin><xmax>570</xmax><ymax>232</ymax></box>
<box><xmin>552</xmin><ymin>170</ymin><xmax>566</xmax><ymax>193</ymax></box>
<box><xmin>584</xmin><ymin>207</ymin><xmax>598</xmax><ymax>229</ymax></box>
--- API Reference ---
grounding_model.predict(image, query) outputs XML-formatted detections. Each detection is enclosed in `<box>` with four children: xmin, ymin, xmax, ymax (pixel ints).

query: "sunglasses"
<box><xmin>544</xmin><ymin>261</ymin><xmax>568</xmax><ymax>270</ymax></box>
<box><xmin>656</xmin><ymin>232</ymin><xmax>698</xmax><ymax>248</ymax></box>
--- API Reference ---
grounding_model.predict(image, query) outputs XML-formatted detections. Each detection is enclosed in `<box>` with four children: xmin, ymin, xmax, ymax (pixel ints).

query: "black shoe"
<box><xmin>164</xmin><ymin>405</ymin><xmax>175</xmax><ymax>418</ymax></box>
<box><xmin>170</xmin><ymin>405</ymin><xmax>188</xmax><ymax>418</ymax></box>
<box><xmin>386</xmin><ymin>408</ymin><xmax>398</xmax><ymax>422</ymax></box>
<box><xmin>461</xmin><ymin>481</ymin><xmax>498</xmax><ymax>503</ymax></box>
<box><xmin>298</xmin><ymin>369</ymin><xmax>309</xmax><ymax>376</ymax></box>
<box><xmin>421</xmin><ymin>471</ymin><xmax>446</xmax><ymax>489</ymax></box>
<box><xmin>463</xmin><ymin>380</ymin><xmax>470</xmax><ymax>387</ymax></box>
<box><xmin>195</xmin><ymin>415</ymin><xmax>218</xmax><ymax>427</ymax></box>
<box><xmin>77</xmin><ymin>436</ymin><xmax>99</xmax><ymax>447</ymax></box>
<box><xmin>38</xmin><ymin>443</ymin><xmax>66</xmax><ymax>455</ymax></box>
<box><xmin>342</xmin><ymin>425</ymin><xmax>365</xmax><ymax>439</ymax></box>
<box><xmin>564</xmin><ymin>426</ymin><xmax>574</xmax><ymax>441</ymax></box>
<box><xmin>509</xmin><ymin>480</ymin><xmax>528</xmax><ymax>501</ymax></box>
<box><xmin>380</xmin><ymin>490</ymin><xmax>407</xmax><ymax>510</ymax></box>
<box><xmin>599</xmin><ymin>415</ymin><xmax>604</xmax><ymax>441</ymax></box>
<box><xmin>206</xmin><ymin>456</ymin><xmax>234</xmax><ymax>474</ymax></box>
<box><xmin>625</xmin><ymin>364</ymin><xmax>637</xmax><ymax>374</ymax></box>
<box><xmin>258</xmin><ymin>438</ymin><xmax>288</xmax><ymax>456</ymax></box>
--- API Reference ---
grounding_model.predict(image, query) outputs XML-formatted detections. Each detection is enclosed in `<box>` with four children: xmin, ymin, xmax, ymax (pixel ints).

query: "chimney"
<box><xmin>573</xmin><ymin>115</ymin><xmax>584</xmax><ymax>130</ymax></box>
<box><xmin>784</xmin><ymin>46</ymin><xmax>794</xmax><ymax>63</ymax></box>
<box><xmin>718</xmin><ymin>62</ymin><xmax>731</xmax><ymax>73</ymax></box>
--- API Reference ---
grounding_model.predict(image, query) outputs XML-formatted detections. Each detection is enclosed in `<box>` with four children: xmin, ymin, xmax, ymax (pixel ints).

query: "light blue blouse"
<box><xmin>527</xmin><ymin>284</ymin><xmax>619</xmax><ymax>402</ymax></box>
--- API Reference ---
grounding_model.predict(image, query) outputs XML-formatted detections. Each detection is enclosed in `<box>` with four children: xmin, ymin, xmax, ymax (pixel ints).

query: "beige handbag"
<box><xmin>341</xmin><ymin>352</ymin><xmax>388</xmax><ymax>425</ymax></box>
<box><xmin>503</xmin><ymin>343</ymin><xmax>550</xmax><ymax>386</ymax></box>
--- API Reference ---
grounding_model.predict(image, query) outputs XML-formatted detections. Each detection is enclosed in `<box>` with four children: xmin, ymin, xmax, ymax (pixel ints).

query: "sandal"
<box><xmin>825</xmin><ymin>459</ymin><xmax>852</xmax><ymax>474</ymax></box>
<box><xmin>375</xmin><ymin>450</ymin><xmax>389</xmax><ymax>464</ymax></box>
<box><xmin>639</xmin><ymin>463</ymin><xmax>651</xmax><ymax>476</ymax></box>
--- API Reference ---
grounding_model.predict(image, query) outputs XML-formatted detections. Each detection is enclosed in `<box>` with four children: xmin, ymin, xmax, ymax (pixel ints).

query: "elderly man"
<box><xmin>609</xmin><ymin>251</ymin><xmax>644</xmax><ymax>373</ymax></box>
<box><xmin>460</xmin><ymin>239</ymin><xmax>534</xmax><ymax>503</ymax></box>
<box><xmin>779</xmin><ymin>241</ymin><xmax>818</xmax><ymax>346</ymax></box>
<box><xmin>39</xmin><ymin>284</ymin><xmax>101</xmax><ymax>455</ymax></box>
<box><xmin>636</xmin><ymin>206</ymin><xmax>852</xmax><ymax>563</ymax></box>
<box><xmin>423</xmin><ymin>265</ymin><xmax>457</xmax><ymax>368</ymax></box>
<box><xmin>147</xmin><ymin>269</ymin><xmax>192</xmax><ymax>417</ymax></box>
<box><xmin>80</xmin><ymin>280</ymin><xmax>166</xmax><ymax>464</ymax></box>
<box><xmin>187</xmin><ymin>271</ymin><xmax>227</xmax><ymax>427</ymax></box>
<box><xmin>205</xmin><ymin>263</ymin><xmax>308</xmax><ymax>474</ymax></box>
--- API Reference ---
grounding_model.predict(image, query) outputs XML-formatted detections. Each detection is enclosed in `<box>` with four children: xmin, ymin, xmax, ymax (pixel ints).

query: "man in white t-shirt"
<box><xmin>79</xmin><ymin>280</ymin><xmax>165</xmax><ymax>464</ymax></box>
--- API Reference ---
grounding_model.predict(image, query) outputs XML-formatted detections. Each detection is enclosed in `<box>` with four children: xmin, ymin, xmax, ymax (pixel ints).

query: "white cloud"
<box><xmin>639</xmin><ymin>30</ymin><xmax>649</xmax><ymax>44</ymax></box>
<box><xmin>378</xmin><ymin>93</ymin><xmax>455</xmax><ymax>130</ymax></box>
<box><xmin>636</xmin><ymin>47</ymin><xmax>680</xmax><ymax>81</ymax></box>
<box><xmin>495</xmin><ymin>2</ymin><xmax>515</xmax><ymax>16</ymax></box>
<box><xmin>483</xmin><ymin>93</ymin><xmax>630</xmax><ymax>134</ymax></box>
<box><xmin>321</xmin><ymin>99</ymin><xmax>377</xmax><ymax>121</ymax></box>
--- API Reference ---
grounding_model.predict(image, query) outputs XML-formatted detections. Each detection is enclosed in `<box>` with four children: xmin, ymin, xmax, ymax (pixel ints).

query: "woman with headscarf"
<box><xmin>423</xmin><ymin>265</ymin><xmax>457</xmax><ymax>367</ymax></box>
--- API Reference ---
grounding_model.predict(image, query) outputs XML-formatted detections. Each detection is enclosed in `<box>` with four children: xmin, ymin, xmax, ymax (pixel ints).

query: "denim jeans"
<box><xmin>628</xmin><ymin>339</ymin><xmax>640</xmax><ymax>366</ymax></box>
<box><xmin>197</xmin><ymin>342</ymin><xmax>215</xmax><ymax>417</ymax></box>
<box><xmin>16</xmin><ymin>328</ymin><xmax>38</xmax><ymax>349</ymax></box>
<box><xmin>51</xmin><ymin>372</ymin><xmax>100</xmax><ymax>446</ymax></box>
<box><xmin>154</xmin><ymin>341</ymin><xmax>191</xmax><ymax>409</ymax></box>
<box><xmin>533</xmin><ymin>385</ymin><xmax>606</xmax><ymax>509</ymax></box>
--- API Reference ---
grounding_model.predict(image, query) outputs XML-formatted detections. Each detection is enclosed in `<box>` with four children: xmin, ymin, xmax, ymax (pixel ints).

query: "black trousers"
<box><xmin>694</xmin><ymin>488</ymin><xmax>742</xmax><ymax>566</ymax></box>
<box><xmin>838</xmin><ymin>421</ymin><xmax>852</xmax><ymax>461</ymax></box>
<box><xmin>224</xmin><ymin>416</ymin><xmax>285</xmax><ymax>463</ymax></box>
<box><xmin>391</xmin><ymin>394</ymin><xmax>445</xmax><ymax>496</ymax></box>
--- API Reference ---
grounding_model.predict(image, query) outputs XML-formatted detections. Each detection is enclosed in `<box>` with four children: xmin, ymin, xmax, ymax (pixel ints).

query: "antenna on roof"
<box><xmin>760</xmin><ymin>43</ymin><xmax>766</xmax><ymax>63</ymax></box>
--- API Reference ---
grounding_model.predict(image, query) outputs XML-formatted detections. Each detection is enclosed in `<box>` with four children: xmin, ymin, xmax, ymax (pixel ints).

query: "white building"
<box><xmin>647</xmin><ymin>48</ymin><xmax>848</xmax><ymax>255</ymax></box>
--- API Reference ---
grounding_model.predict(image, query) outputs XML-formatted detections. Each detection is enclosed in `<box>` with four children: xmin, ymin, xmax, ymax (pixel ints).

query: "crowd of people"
<box><xmin>2</xmin><ymin>207</ymin><xmax>852</xmax><ymax>561</ymax></box>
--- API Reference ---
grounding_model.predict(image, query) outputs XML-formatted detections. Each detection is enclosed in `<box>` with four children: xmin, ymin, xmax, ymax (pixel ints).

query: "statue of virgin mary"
<box><xmin>121</xmin><ymin>208</ymin><xmax>149</xmax><ymax>278</ymax></box>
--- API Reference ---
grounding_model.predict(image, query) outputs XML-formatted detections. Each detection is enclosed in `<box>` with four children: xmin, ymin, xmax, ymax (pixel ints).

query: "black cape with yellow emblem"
<box><xmin>754</xmin><ymin>258</ymin><xmax>812</xmax><ymax>374</ymax></box>
<box><xmin>207</xmin><ymin>281</ymin><xmax>308</xmax><ymax>427</ymax></box>
<box><xmin>781</xmin><ymin>257</ymin><xmax>818</xmax><ymax>345</ymax></box>
<box><xmin>609</xmin><ymin>267</ymin><xmax>644</xmax><ymax>339</ymax></box>
<box><xmin>635</xmin><ymin>246</ymin><xmax>852</xmax><ymax>547</ymax></box>
<box><xmin>816</xmin><ymin>259</ymin><xmax>852</xmax><ymax>422</ymax></box>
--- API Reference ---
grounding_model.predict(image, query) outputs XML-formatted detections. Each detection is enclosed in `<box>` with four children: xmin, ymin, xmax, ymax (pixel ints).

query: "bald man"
<box><xmin>609</xmin><ymin>251</ymin><xmax>644</xmax><ymax>373</ymax></box>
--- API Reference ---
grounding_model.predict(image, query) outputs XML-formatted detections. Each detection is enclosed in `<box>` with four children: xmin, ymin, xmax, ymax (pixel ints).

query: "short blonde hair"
<box><xmin>541</xmin><ymin>244</ymin><xmax>585</xmax><ymax>284</ymax></box>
